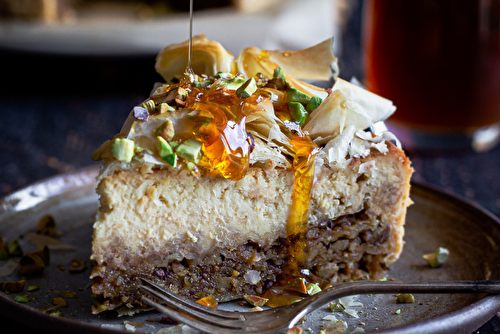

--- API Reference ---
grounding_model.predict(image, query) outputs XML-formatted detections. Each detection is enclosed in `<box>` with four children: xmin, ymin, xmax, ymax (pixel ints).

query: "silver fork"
<box><xmin>140</xmin><ymin>278</ymin><xmax>500</xmax><ymax>334</ymax></box>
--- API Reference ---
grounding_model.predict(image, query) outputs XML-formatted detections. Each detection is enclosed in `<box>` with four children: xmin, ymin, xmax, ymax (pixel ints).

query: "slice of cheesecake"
<box><xmin>90</xmin><ymin>35</ymin><xmax>412</xmax><ymax>314</ymax></box>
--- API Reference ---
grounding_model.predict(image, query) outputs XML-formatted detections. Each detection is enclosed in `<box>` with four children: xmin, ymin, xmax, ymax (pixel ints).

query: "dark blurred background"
<box><xmin>0</xmin><ymin>0</ymin><xmax>499</xmax><ymax>333</ymax></box>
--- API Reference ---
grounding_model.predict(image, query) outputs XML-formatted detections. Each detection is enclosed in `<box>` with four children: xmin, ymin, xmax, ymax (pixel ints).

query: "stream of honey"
<box><xmin>182</xmin><ymin>1</ymin><xmax>320</xmax><ymax>306</ymax></box>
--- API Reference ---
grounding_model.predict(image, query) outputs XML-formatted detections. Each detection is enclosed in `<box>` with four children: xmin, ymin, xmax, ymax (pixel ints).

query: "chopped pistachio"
<box><xmin>396</xmin><ymin>293</ymin><xmax>415</xmax><ymax>303</ymax></box>
<box><xmin>306</xmin><ymin>283</ymin><xmax>322</xmax><ymax>296</ymax></box>
<box><xmin>273</xmin><ymin>67</ymin><xmax>286</xmax><ymax>81</ymax></box>
<box><xmin>379</xmin><ymin>277</ymin><xmax>387</xmax><ymax>281</ymax></box>
<box><xmin>0</xmin><ymin>280</ymin><xmax>26</xmax><ymax>293</ymax></box>
<box><xmin>42</xmin><ymin>305</ymin><xmax>61</xmax><ymax>314</ymax></box>
<box><xmin>165</xmin><ymin>87</ymin><xmax>188</xmax><ymax>104</ymax></box>
<box><xmin>6</xmin><ymin>240</ymin><xmax>23</xmax><ymax>257</ymax></box>
<box><xmin>176</xmin><ymin>139</ymin><xmax>203</xmax><ymax>164</ymax></box>
<box><xmin>19</xmin><ymin>252</ymin><xmax>46</xmax><ymax>275</ymax></box>
<box><xmin>328</xmin><ymin>302</ymin><xmax>346</xmax><ymax>312</ymax></box>
<box><xmin>14</xmin><ymin>295</ymin><xmax>29</xmax><ymax>303</ymax></box>
<box><xmin>236</xmin><ymin>78</ymin><xmax>258</xmax><ymax>98</ymax></box>
<box><xmin>289</xmin><ymin>102</ymin><xmax>308</xmax><ymax>126</ymax></box>
<box><xmin>36</xmin><ymin>215</ymin><xmax>61</xmax><ymax>237</ymax></box>
<box><xmin>151</xmin><ymin>83</ymin><xmax>169</xmax><ymax>96</ymax></box>
<box><xmin>27</xmin><ymin>285</ymin><xmax>39</xmax><ymax>292</ymax></box>
<box><xmin>140</xmin><ymin>100</ymin><xmax>156</xmax><ymax>114</ymax></box>
<box><xmin>284</xmin><ymin>278</ymin><xmax>307</xmax><ymax>294</ymax></box>
<box><xmin>193</xmin><ymin>80</ymin><xmax>213</xmax><ymax>87</ymax></box>
<box><xmin>58</xmin><ymin>291</ymin><xmax>78</xmax><ymax>299</ymax></box>
<box><xmin>286</xmin><ymin>88</ymin><xmax>311</xmax><ymax>105</ymax></box>
<box><xmin>69</xmin><ymin>259</ymin><xmax>86</xmax><ymax>273</ymax></box>
<box><xmin>156</xmin><ymin>136</ymin><xmax>177</xmax><ymax>167</ymax></box>
<box><xmin>111</xmin><ymin>138</ymin><xmax>135</xmax><ymax>162</ymax></box>
<box><xmin>158</xmin><ymin>103</ymin><xmax>175</xmax><ymax>114</ymax></box>
<box><xmin>423</xmin><ymin>247</ymin><xmax>449</xmax><ymax>268</ymax></box>
<box><xmin>395</xmin><ymin>309</ymin><xmax>401</xmax><ymax>315</ymax></box>
<box><xmin>187</xmin><ymin>110</ymin><xmax>214</xmax><ymax>124</ymax></box>
<box><xmin>156</xmin><ymin>120</ymin><xmax>175</xmax><ymax>142</ymax></box>
<box><xmin>215</xmin><ymin>72</ymin><xmax>234</xmax><ymax>80</ymax></box>
<box><xmin>224</xmin><ymin>76</ymin><xmax>246</xmax><ymax>90</ymax></box>
<box><xmin>243</xmin><ymin>295</ymin><xmax>268</xmax><ymax>307</ymax></box>
<box><xmin>52</xmin><ymin>297</ymin><xmax>68</xmax><ymax>307</ymax></box>
<box><xmin>306</xmin><ymin>96</ymin><xmax>323</xmax><ymax>113</ymax></box>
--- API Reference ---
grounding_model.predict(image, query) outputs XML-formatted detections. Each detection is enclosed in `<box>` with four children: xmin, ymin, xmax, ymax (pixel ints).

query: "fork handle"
<box><xmin>303</xmin><ymin>280</ymin><xmax>500</xmax><ymax>311</ymax></box>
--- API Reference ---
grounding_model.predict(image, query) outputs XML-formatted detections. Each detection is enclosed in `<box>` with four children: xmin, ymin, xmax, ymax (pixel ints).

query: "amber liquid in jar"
<box><xmin>364</xmin><ymin>0</ymin><xmax>500</xmax><ymax>132</ymax></box>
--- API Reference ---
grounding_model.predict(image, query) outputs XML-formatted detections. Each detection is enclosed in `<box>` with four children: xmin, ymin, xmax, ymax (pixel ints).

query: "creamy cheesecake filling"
<box><xmin>91</xmin><ymin>144</ymin><xmax>411</xmax><ymax>313</ymax></box>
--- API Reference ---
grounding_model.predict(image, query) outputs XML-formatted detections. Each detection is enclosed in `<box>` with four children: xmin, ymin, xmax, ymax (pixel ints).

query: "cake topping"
<box><xmin>93</xmin><ymin>35</ymin><xmax>397</xmax><ymax>182</ymax></box>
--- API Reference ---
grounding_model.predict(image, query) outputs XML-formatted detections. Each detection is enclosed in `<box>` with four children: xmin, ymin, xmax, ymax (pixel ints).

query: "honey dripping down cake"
<box><xmin>90</xmin><ymin>35</ymin><xmax>413</xmax><ymax>314</ymax></box>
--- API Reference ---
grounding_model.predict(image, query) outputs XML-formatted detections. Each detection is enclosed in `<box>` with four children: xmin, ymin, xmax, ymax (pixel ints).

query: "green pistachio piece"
<box><xmin>284</xmin><ymin>278</ymin><xmax>307</xmax><ymax>294</ymax></box>
<box><xmin>19</xmin><ymin>252</ymin><xmax>47</xmax><ymax>275</ymax></box>
<box><xmin>156</xmin><ymin>136</ymin><xmax>177</xmax><ymax>167</ymax></box>
<box><xmin>243</xmin><ymin>295</ymin><xmax>268</xmax><ymax>307</ymax></box>
<box><xmin>14</xmin><ymin>295</ymin><xmax>29</xmax><ymax>303</ymax></box>
<box><xmin>215</xmin><ymin>72</ymin><xmax>234</xmax><ymax>80</ymax></box>
<box><xmin>69</xmin><ymin>259</ymin><xmax>86</xmax><ymax>273</ymax></box>
<box><xmin>6</xmin><ymin>240</ymin><xmax>23</xmax><ymax>257</ymax></box>
<box><xmin>328</xmin><ymin>302</ymin><xmax>346</xmax><ymax>312</ymax></box>
<box><xmin>156</xmin><ymin>120</ymin><xmax>175</xmax><ymax>141</ymax></box>
<box><xmin>111</xmin><ymin>138</ymin><xmax>135</xmax><ymax>162</ymax></box>
<box><xmin>236</xmin><ymin>78</ymin><xmax>258</xmax><ymax>98</ymax></box>
<box><xmin>306</xmin><ymin>96</ymin><xmax>323</xmax><ymax>113</ymax></box>
<box><xmin>164</xmin><ymin>153</ymin><xmax>177</xmax><ymax>167</ymax></box>
<box><xmin>176</xmin><ymin>139</ymin><xmax>203</xmax><ymax>164</ymax></box>
<box><xmin>423</xmin><ymin>247</ymin><xmax>449</xmax><ymax>268</ymax></box>
<box><xmin>193</xmin><ymin>81</ymin><xmax>213</xmax><ymax>87</ymax></box>
<box><xmin>396</xmin><ymin>293</ymin><xmax>415</xmax><ymax>303</ymax></box>
<box><xmin>27</xmin><ymin>285</ymin><xmax>39</xmax><ymax>292</ymax></box>
<box><xmin>273</xmin><ymin>67</ymin><xmax>286</xmax><ymax>81</ymax></box>
<box><xmin>187</xmin><ymin>110</ymin><xmax>214</xmax><ymax>124</ymax></box>
<box><xmin>306</xmin><ymin>283</ymin><xmax>322</xmax><ymax>296</ymax></box>
<box><xmin>158</xmin><ymin>103</ymin><xmax>175</xmax><ymax>114</ymax></box>
<box><xmin>288</xmin><ymin>102</ymin><xmax>308</xmax><ymax>126</ymax></box>
<box><xmin>165</xmin><ymin>87</ymin><xmax>188</xmax><ymax>104</ymax></box>
<box><xmin>140</xmin><ymin>100</ymin><xmax>156</xmax><ymax>113</ymax></box>
<box><xmin>224</xmin><ymin>76</ymin><xmax>246</xmax><ymax>90</ymax></box>
<box><xmin>36</xmin><ymin>215</ymin><xmax>61</xmax><ymax>237</ymax></box>
<box><xmin>286</xmin><ymin>88</ymin><xmax>311</xmax><ymax>105</ymax></box>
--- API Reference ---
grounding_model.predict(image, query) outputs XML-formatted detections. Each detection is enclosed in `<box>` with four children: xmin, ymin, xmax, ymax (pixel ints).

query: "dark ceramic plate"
<box><xmin>1</xmin><ymin>167</ymin><xmax>500</xmax><ymax>333</ymax></box>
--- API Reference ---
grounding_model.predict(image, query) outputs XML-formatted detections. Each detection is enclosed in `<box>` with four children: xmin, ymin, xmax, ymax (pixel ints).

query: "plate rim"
<box><xmin>1</xmin><ymin>167</ymin><xmax>500</xmax><ymax>334</ymax></box>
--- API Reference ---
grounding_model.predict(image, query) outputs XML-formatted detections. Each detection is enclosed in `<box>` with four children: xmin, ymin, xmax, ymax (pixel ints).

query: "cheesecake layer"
<box><xmin>90</xmin><ymin>143</ymin><xmax>412</xmax><ymax>313</ymax></box>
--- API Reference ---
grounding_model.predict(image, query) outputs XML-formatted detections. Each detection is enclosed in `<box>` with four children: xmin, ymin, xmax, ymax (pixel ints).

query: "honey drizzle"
<box><xmin>184</xmin><ymin>87</ymin><xmax>264</xmax><ymax>180</ymax></box>
<box><xmin>285</xmin><ymin>136</ymin><xmax>319</xmax><ymax>274</ymax></box>
<box><xmin>184</xmin><ymin>0</ymin><xmax>196</xmax><ymax>82</ymax></box>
